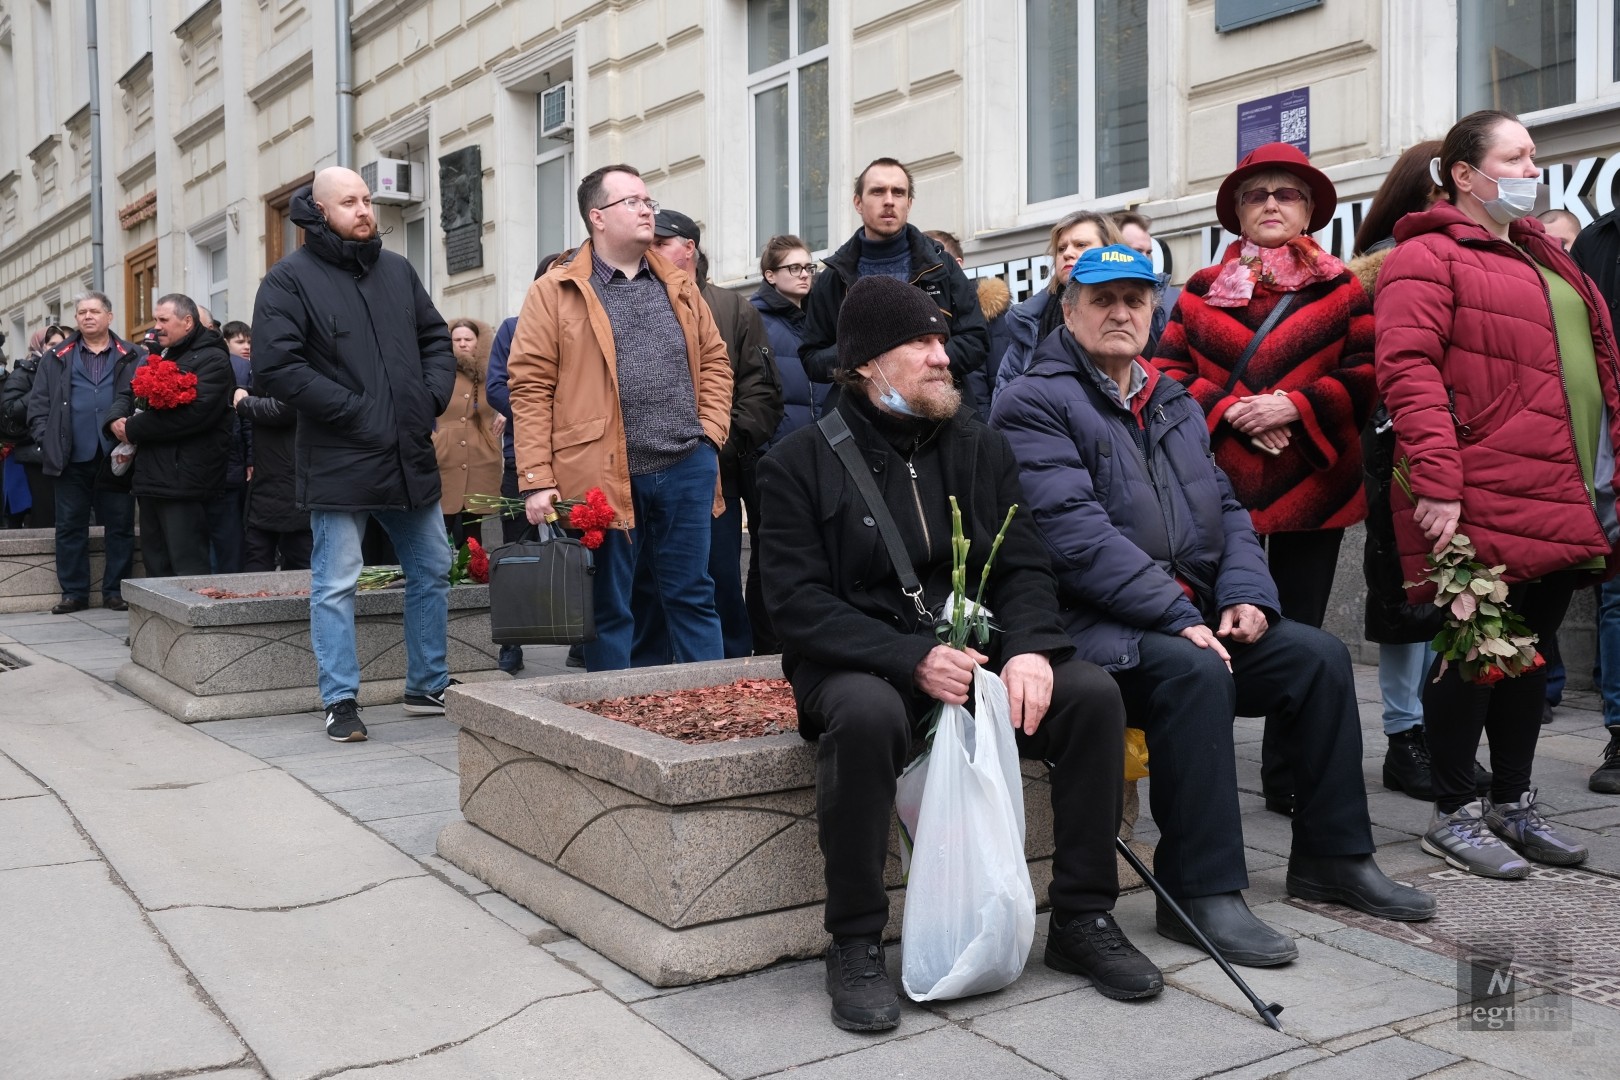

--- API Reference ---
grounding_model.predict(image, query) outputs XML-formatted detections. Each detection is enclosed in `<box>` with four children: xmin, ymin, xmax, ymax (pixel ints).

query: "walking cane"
<box><xmin>1115</xmin><ymin>837</ymin><xmax>1285</xmax><ymax>1031</ymax></box>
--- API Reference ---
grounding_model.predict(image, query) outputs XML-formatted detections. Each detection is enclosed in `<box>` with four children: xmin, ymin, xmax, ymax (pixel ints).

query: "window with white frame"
<box><xmin>32</xmin><ymin>0</ymin><xmax>55</xmax><ymax>140</ymax></box>
<box><xmin>404</xmin><ymin>209</ymin><xmax>430</xmax><ymax>292</ymax></box>
<box><xmin>0</xmin><ymin>34</ymin><xmax>17</xmax><ymax>177</ymax></box>
<box><xmin>536</xmin><ymin>93</ymin><xmax>572</xmax><ymax>262</ymax></box>
<box><xmin>203</xmin><ymin>242</ymin><xmax>229</xmax><ymax>323</ymax></box>
<box><xmin>1024</xmin><ymin>0</ymin><xmax>1149</xmax><ymax>205</ymax></box>
<box><xmin>746</xmin><ymin>0</ymin><xmax>829</xmax><ymax>252</ymax></box>
<box><xmin>129</xmin><ymin>0</ymin><xmax>153</xmax><ymax>65</ymax></box>
<box><xmin>1457</xmin><ymin>0</ymin><xmax>1620</xmax><ymax>117</ymax></box>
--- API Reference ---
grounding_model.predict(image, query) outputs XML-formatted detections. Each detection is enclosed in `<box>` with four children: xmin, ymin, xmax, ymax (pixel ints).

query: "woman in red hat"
<box><xmin>1376</xmin><ymin>109</ymin><xmax>1620</xmax><ymax>878</ymax></box>
<box><xmin>1154</xmin><ymin>141</ymin><xmax>1375</xmax><ymax>816</ymax></box>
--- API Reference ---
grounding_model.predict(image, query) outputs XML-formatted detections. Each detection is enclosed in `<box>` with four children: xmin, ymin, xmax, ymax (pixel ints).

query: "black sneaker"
<box><xmin>324</xmin><ymin>699</ymin><xmax>367</xmax><ymax>743</ymax></box>
<box><xmin>497</xmin><ymin>644</ymin><xmax>525</xmax><ymax>674</ymax></box>
<box><xmin>1590</xmin><ymin>730</ymin><xmax>1620</xmax><ymax>794</ymax></box>
<box><xmin>404</xmin><ymin>679</ymin><xmax>460</xmax><ymax>715</ymax></box>
<box><xmin>824</xmin><ymin>940</ymin><xmax>900</xmax><ymax>1032</ymax></box>
<box><xmin>1045</xmin><ymin>912</ymin><xmax>1164</xmax><ymax>1000</ymax></box>
<box><xmin>1383</xmin><ymin>727</ymin><xmax>1434</xmax><ymax>800</ymax></box>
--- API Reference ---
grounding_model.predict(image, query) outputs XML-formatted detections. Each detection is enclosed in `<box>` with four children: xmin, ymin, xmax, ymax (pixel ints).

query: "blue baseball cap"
<box><xmin>1069</xmin><ymin>244</ymin><xmax>1158</xmax><ymax>286</ymax></box>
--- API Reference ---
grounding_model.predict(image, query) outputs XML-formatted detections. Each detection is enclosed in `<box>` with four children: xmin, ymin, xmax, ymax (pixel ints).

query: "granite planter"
<box><xmin>0</xmin><ymin>527</ymin><xmax>140</xmax><ymax>612</ymax></box>
<box><xmin>116</xmin><ymin>569</ymin><xmax>508</xmax><ymax>722</ymax></box>
<box><xmin>437</xmin><ymin>656</ymin><xmax>1148</xmax><ymax>988</ymax></box>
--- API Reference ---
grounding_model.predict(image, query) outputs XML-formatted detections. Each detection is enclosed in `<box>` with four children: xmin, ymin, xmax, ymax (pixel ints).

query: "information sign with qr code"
<box><xmin>1237</xmin><ymin>87</ymin><xmax>1310</xmax><ymax>161</ymax></box>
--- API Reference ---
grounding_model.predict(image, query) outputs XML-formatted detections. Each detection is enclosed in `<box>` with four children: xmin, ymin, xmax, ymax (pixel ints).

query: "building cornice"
<box><xmin>4</xmin><ymin>192</ymin><xmax>91</xmax><ymax>252</ymax></box>
<box><xmin>175</xmin><ymin>0</ymin><xmax>222</xmax><ymax>40</ymax></box>
<box><xmin>352</xmin><ymin>0</ymin><xmax>432</xmax><ymax>45</ymax></box>
<box><xmin>175</xmin><ymin>104</ymin><xmax>225</xmax><ymax>150</ymax></box>
<box><xmin>27</xmin><ymin>134</ymin><xmax>60</xmax><ymax>164</ymax></box>
<box><xmin>118</xmin><ymin>52</ymin><xmax>154</xmax><ymax>91</ymax></box>
<box><xmin>117</xmin><ymin>152</ymin><xmax>157</xmax><ymax>191</ymax></box>
<box><xmin>493</xmin><ymin>32</ymin><xmax>576</xmax><ymax>89</ymax></box>
<box><xmin>248</xmin><ymin>49</ymin><xmax>313</xmax><ymax>107</ymax></box>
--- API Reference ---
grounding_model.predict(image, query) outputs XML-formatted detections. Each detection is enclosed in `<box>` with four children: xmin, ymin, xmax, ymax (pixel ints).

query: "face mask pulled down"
<box><xmin>872</xmin><ymin>361</ymin><xmax>921</xmax><ymax>418</ymax></box>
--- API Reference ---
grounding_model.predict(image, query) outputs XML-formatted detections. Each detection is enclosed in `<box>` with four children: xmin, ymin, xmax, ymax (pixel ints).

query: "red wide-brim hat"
<box><xmin>1217</xmin><ymin>142</ymin><xmax>1338</xmax><ymax>236</ymax></box>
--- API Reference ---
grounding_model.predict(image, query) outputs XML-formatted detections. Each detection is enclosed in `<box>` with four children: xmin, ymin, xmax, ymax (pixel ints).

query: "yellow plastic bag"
<box><xmin>1124</xmin><ymin>726</ymin><xmax>1149</xmax><ymax>782</ymax></box>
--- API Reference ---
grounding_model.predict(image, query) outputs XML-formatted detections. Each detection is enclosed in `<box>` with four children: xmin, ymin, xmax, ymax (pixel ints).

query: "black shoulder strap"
<box><xmin>817</xmin><ymin>410</ymin><xmax>931</xmax><ymax>620</ymax></box>
<box><xmin>1223</xmin><ymin>292</ymin><xmax>1296</xmax><ymax>395</ymax></box>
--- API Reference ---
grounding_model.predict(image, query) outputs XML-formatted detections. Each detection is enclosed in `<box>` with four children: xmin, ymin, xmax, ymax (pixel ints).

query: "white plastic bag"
<box><xmin>899</xmin><ymin>665</ymin><xmax>1036</xmax><ymax>1002</ymax></box>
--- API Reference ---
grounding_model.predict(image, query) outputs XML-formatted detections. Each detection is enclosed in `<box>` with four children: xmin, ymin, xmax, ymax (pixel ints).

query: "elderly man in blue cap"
<box><xmin>992</xmin><ymin>245</ymin><xmax>1434</xmax><ymax>969</ymax></box>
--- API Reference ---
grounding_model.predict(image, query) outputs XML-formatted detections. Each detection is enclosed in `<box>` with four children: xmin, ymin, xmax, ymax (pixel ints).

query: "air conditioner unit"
<box><xmin>360</xmin><ymin>158</ymin><xmax>424</xmax><ymax>204</ymax></box>
<box><xmin>540</xmin><ymin>81</ymin><xmax>574</xmax><ymax>139</ymax></box>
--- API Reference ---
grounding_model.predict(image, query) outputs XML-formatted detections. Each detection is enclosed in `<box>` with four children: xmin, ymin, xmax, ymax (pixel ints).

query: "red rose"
<box><xmin>1473</xmin><ymin>665</ymin><xmax>1507</xmax><ymax>686</ymax></box>
<box><xmin>1525</xmin><ymin>651</ymin><xmax>1547</xmax><ymax>674</ymax></box>
<box><xmin>466</xmin><ymin>537</ymin><xmax>489</xmax><ymax>584</ymax></box>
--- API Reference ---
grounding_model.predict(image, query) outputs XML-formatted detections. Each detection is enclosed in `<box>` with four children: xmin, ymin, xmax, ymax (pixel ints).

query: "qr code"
<box><xmin>1280</xmin><ymin>106</ymin><xmax>1307</xmax><ymax>145</ymax></box>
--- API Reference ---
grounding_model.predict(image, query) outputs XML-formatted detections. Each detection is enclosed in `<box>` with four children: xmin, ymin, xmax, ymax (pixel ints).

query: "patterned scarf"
<box><xmin>1206</xmin><ymin>236</ymin><xmax>1346</xmax><ymax>308</ymax></box>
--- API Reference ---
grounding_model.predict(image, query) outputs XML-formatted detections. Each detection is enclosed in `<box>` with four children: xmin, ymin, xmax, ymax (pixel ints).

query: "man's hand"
<box><xmin>914</xmin><ymin>645</ymin><xmax>988</xmax><ymax>706</ymax></box>
<box><xmin>1001</xmin><ymin>652</ymin><xmax>1053</xmax><ymax>736</ymax></box>
<box><xmin>524</xmin><ymin>488</ymin><xmax>560</xmax><ymax>525</ymax></box>
<box><xmin>1226</xmin><ymin>393</ymin><xmax>1300</xmax><ymax>435</ymax></box>
<box><xmin>492</xmin><ymin>413</ymin><xmax>507</xmax><ymax>439</ymax></box>
<box><xmin>1178</xmin><ymin>624</ymin><xmax>1232</xmax><ymax>671</ymax></box>
<box><xmin>1217</xmin><ymin>603</ymin><xmax>1269</xmax><ymax>645</ymax></box>
<box><xmin>232</xmin><ymin>388</ymin><xmax>249</xmax><ymax>407</ymax></box>
<box><xmin>1414</xmin><ymin>496</ymin><xmax>1461</xmax><ymax>554</ymax></box>
<box><xmin>246</xmin><ymin>466</ymin><xmax>254</xmax><ymax>482</ymax></box>
<box><xmin>110</xmin><ymin>417</ymin><xmax>129</xmax><ymax>443</ymax></box>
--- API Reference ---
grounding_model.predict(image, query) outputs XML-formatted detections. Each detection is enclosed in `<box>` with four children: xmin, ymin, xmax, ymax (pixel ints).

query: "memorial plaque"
<box><xmin>445</xmin><ymin>222</ymin><xmax>484</xmax><ymax>275</ymax></box>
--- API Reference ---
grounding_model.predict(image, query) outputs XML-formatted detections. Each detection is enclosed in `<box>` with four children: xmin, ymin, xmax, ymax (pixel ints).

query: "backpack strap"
<box><xmin>817</xmin><ymin>410</ymin><xmax>930</xmax><ymax>621</ymax></box>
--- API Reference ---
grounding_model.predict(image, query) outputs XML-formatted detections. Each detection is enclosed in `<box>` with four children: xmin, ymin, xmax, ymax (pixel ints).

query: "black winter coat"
<box><xmin>251</xmin><ymin>187</ymin><xmax>455</xmax><ymax>512</ymax></box>
<box><xmin>701</xmin><ymin>278</ymin><xmax>782</xmax><ymax>498</ymax></box>
<box><xmin>26</xmin><ymin>332</ymin><xmax>144</xmax><ymax>477</ymax></box>
<box><xmin>756</xmin><ymin>389</ymin><xmax>1073</xmax><ymax>705</ymax></box>
<box><xmin>107</xmin><ymin>325</ymin><xmax>234</xmax><ymax>501</ymax></box>
<box><xmin>1573</xmin><ymin>208</ymin><xmax>1620</xmax><ymax>326</ymax></box>
<box><xmin>1</xmin><ymin>352</ymin><xmax>43</xmax><ymax>460</ymax></box>
<box><xmin>237</xmin><ymin>390</ymin><xmax>307</xmax><ymax>533</ymax></box>
<box><xmin>800</xmin><ymin>225</ymin><xmax>989</xmax><ymax>411</ymax></box>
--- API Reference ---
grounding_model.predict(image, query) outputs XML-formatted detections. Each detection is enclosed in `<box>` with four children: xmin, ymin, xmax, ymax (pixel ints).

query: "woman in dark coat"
<box><xmin>1154</xmin><ymin>142</ymin><xmax>1376</xmax><ymax>814</ymax></box>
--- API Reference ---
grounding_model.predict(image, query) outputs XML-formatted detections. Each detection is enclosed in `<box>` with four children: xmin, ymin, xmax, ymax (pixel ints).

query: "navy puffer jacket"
<box><xmin>991</xmin><ymin>329</ymin><xmax>1279</xmax><ymax>671</ymax></box>
<box><xmin>751</xmin><ymin>283</ymin><xmax>826</xmax><ymax>450</ymax></box>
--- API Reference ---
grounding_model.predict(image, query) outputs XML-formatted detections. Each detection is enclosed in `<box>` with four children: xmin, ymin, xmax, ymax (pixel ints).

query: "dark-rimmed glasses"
<box><xmin>772</xmin><ymin>263</ymin><xmax>815</xmax><ymax>277</ymax></box>
<box><xmin>597</xmin><ymin>195</ymin><xmax>659</xmax><ymax>214</ymax></box>
<box><xmin>1238</xmin><ymin>187</ymin><xmax>1307</xmax><ymax>207</ymax></box>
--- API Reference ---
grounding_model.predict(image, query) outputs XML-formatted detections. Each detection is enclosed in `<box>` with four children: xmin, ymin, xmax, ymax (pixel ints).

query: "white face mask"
<box><xmin>872</xmin><ymin>361</ymin><xmax>919</xmax><ymax>417</ymax></box>
<box><xmin>1466</xmin><ymin>163</ymin><xmax>1545</xmax><ymax>225</ymax></box>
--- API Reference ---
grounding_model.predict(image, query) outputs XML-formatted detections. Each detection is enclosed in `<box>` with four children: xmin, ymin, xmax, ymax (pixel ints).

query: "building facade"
<box><xmin>1</xmin><ymin>0</ymin><xmax>1617</xmax><ymax>344</ymax></box>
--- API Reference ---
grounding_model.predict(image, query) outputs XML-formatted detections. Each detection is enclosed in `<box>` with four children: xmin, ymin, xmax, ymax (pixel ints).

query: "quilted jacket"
<box><xmin>1374</xmin><ymin>201</ymin><xmax>1620</xmax><ymax>600</ymax></box>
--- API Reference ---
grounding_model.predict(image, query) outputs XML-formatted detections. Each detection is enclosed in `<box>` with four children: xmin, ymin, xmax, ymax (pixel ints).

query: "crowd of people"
<box><xmin>3</xmin><ymin>105</ymin><xmax>1620</xmax><ymax>1033</ymax></box>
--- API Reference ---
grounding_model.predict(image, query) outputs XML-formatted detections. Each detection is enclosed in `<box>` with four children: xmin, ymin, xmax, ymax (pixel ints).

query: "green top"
<box><xmin>1537</xmin><ymin>260</ymin><xmax>1606</xmax><ymax>570</ymax></box>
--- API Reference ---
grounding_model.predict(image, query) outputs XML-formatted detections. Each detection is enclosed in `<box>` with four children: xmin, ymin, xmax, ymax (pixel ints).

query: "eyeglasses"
<box><xmin>1238</xmin><ymin>187</ymin><xmax>1308</xmax><ymax>207</ymax></box>
<box><xmin>772</xmin><ymin>263</ymin><xmax>815</xmax><ymax>277</ymax></box>
<box><xmin>596</xmin><ymin>195</ymin><xmax>659</xmax><ymax>215</ymax></box>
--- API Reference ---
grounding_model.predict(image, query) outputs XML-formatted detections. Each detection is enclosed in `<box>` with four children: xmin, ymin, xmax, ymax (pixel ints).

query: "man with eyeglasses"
<box><xmin>508</xmin><ymin>165</ymin><xmax>733</xmax><ymax>671</ymax></box>
<box><xmin>801</xmin><ymin>157</ymin><xmax>989</xmax><ymax>413</ymax></box>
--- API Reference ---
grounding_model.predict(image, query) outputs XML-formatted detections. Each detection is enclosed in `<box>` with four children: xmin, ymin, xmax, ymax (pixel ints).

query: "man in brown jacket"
<box><xmin>508</xmin><ymin>164</ymin><xmax>733</xmax><ymax>671</ymax></box>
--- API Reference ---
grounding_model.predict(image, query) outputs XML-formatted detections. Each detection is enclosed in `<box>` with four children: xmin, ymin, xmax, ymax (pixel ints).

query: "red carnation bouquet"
<box><xmin>551</xmin><ymin>487</ymin><xmax>616</xmax><ymax>549</ymax></box>
<box><xmin>111</xmin><ymin>357</ymin><xmax>202</xmax><ymax>475</ymax></box>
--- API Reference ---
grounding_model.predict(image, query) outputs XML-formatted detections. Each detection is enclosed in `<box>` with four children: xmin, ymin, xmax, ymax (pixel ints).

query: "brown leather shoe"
<box><xmin>103</xmin><ymin>595</ymin><xmax>128</xmax><ymax>612</ymax></box>
<box><xmin>51</xmin><ymin>597</ymin><xmax>88</xmax><ymax>615</ymax></box>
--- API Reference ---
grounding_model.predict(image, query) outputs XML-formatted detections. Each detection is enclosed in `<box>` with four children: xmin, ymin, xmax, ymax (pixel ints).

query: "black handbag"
<box><xmin>487</xmin><ymin>522</ymin><xmax>597</xmax><ymax>645</ymax></box>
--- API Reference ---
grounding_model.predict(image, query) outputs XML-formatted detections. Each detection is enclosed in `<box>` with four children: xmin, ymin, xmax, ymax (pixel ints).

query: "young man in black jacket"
<box><xmin>800</xmin><ymin>159</ymin><xmax>988</xmax><ymax>413</ymax></box>
<box><xmin>757</xmin><ymin>275</ymin><xmax>1157</xmax><ymax>1032</ymax></box>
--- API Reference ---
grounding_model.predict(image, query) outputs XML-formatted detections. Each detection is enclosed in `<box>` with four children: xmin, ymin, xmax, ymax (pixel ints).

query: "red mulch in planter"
<box><xmin>576</xmin><ymin>678</ymin><xmax>799</xmax><ymax>744</ymax></box>
<box><xmin>193</xmin><ymin>587</ymin><xmax>312</xmax><ymax>599</ymax></box>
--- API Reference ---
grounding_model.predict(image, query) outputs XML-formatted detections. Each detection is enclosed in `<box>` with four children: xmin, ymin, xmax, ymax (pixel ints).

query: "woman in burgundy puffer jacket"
<box><xmin>1376</xmin><ymin>109</ymin><xmax>1620</xmax><ymax>879</ymax></box>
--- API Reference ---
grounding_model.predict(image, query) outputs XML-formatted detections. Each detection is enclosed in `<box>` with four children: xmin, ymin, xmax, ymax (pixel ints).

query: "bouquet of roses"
<box><xmin>111</xmin><ymin>357</ymin><xmax>200</xmax><ymax>475</ymax></box>
<box><xmin>1394</xmin><ymin>462</ymin><xmax>1541</xmax><ymax>685</ymax></box>
<box><xmin>465</xmin><ymin>486</ymin><xmax>617</xmax><ymax>549</ymax></box>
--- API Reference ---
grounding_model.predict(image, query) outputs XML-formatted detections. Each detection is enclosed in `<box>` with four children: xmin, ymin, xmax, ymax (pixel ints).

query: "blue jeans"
<box><xmin>585</xmin><ymin>444</ymin><xmax>723</xmax><ymax>671</ymax></box>
<box><xmin>629</xmin><ymin>491</ymin><xmax>751</xmax><ymax>664</ymax></box>
<box><xmin>1599</xmin><ymin>576</ymin><xmax>1620</xmax><ymax>729</ymax></box>
<box><xmin>1377</xmin><ymin>641</ymin><xmax>1430</xmax><ymax>736</ymax></box>
<box><xmin>310</xmin><ymin>506</ymin><xmax>451</xmax><ymax>708</ymax></box>
<box><xmin>53</xmin><ymin>456</ymin><xmax>136</xmax><ymax>601</ymax></box>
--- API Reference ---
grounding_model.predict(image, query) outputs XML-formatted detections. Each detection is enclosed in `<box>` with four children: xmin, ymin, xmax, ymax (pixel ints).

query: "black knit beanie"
<box><xmin>836</xmin><ymin>276</ymin><xmax>950</xmax><ymax>372</ymax></box>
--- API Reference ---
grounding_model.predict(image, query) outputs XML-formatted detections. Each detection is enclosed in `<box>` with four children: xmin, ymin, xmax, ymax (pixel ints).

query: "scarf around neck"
<box><xmin>1206</xmin><ymin>236</ymin><xmax>1346</xmax><ymax>308</ymax></box>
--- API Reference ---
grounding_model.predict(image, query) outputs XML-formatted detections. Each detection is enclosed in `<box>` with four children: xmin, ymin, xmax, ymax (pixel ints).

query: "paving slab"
<box><xmin>0</xmin><ymin>793</ymin><xmax>96</xmax><ymax>870</ymax></box>
<box><xmin>544</xmin><ymin>936</ymin><xmax>671</xmax><ymax>1003</ymax></box>
<box><xmin>0</xmin><ymin>861</ymin><xmax>244</xmax><ymax>1080</ymax></box>
<box><xmin>476</xmin><ymin>889</ymin><xmax>558</xmax><ymax>936</ymax></box>
<box><xmin>2</xmin><ymin>620</ymin><xmax>121</xmax><ymax>644</ymax></box>
<box><xmin>416</xmin><ymin>852</ymin><xmax>491</xmax><ymax>897</ymax></box>
<box><xmin>366</xmin><ymin>716</ymin><xmax>460</xmax><ymax>743</ymax></box>
<box><xmin>151</xmin><ymin>875</ymin><xmax>593</xmax><ymax>1080</ymax></box>
<box><xmin>280</xmin><ymin>753</ymin><xmax>457</xmax><ymax>793</ymax></box>
<box><xmin>1203</xmin><ymin>1048</ymin><xmax>1330</xmax><ymax>1078</ymax></box>
<box><xmin>1408</xmin><ymin>991</ymin><xmax>1620</xmax><ymax>1079</ymax></box>
<box><xmin>1278</xmin><ymin>1035</ymin><xmax>1458</xmax><ymax>1079</ymax></box>
<box><xmin>324</xmin><ymin>777</ymin><xmax>460</xmax><ymax>821</ymax></box>
<box><xmin>197</xmin><ymin>712</ymin><xmax>328</xmax><ymax>738</ymax></box>
<box><xmin>631</xmin><ymin>958</ymin><xmax>945</xmax><ymax>1079</ymax></box>
<box><xmin>0</xmin><ymin>752</ymin><xmax>44</xmax><ymax>799</ymax></box>
<box><xmin>762</xmin><ymin>1023</ymin><xmax>1058</xmax><ymax>1080</ymax></box>
<box><xmin>1315</xmin><ymin>926</ymin><xmax>1467</xmax><ymax>989</ymax></box>
<box><xmin>326</xmin><ymin>991</ymin><xmax>721</xmax><ymax>1079</ymax></box>
<box><xmin>968</xmin><ymin>985</ymin><xmax>1301</xmax><ymax>1079</ymax></box>
<box><xmin>1167</xmin><ymin>936</ymin><xmax>1458</xmax><ymax>1042</ymax></box>
<box><xmin>367</xmin><ymin>808</ymin><xmax>465</xmax><ymax>855</ymax></box>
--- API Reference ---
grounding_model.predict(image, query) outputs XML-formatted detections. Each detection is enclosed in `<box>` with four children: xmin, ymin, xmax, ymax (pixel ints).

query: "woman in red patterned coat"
<box><xmin>1154</xmin><ymin>142</ymin><xmax>1376</xmax><ymax>815</ymax></box>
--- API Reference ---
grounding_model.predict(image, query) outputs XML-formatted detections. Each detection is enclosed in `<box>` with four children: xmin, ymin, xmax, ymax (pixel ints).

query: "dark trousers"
<box><xmin>1259</xmin><ymin>528</ymin><xmax>1344</xmax><ymax>797</ymax></box>
<box><xmin>1425</xmin><ymin>570</ymin><xmax>1577</xmax><ymax>811</ymax></box>
<box><xmin>23</xmin><ymin>463</ymin><xmax>55</xmax><ymax>528</ymax></box>
<box><xmin>740</xmin><ymin>458</ymin><xmax>779</xmax><ymax>654</ymax></box>
<box><xmin>798</xmin><ymin>658</ymin><xmax>1125</xmax><ymax>940</ymax></box>
<box><xmin>53</xmin><ymin>456</ymin><xmax>136</xmax><ymax>601</ymax></box>
<box><xmin>206</xmin><ymin>485</ymin><xmax>246</xmax><ymax>573</ymax></box>
<box><xmin>499</xmin><ymin>463</ymin><xmax>526</xmax><ymax>543</ymax></box>
<box><xmin>139</xmin><ymin>497</ymin><xmax>213</xmax><ymax>578</ymax></box>
<box><xmin>244</xmin><ymin>525</ymin><xmax>313</xmax><ymax>571</ymax></box>
<box><xmin>445</xmin><ymin>511</ymin><xmax>480</xmax><ymax>548</ymax></box>
<box><xmin>632</xmin><ymin>492</ymin><xmax>752</xmax><ymax>664</ymax></box>
<box><xmin>1113</xmin><ymin>620</ymin><xmax>1374</xmax><ymax>899</ymax></box>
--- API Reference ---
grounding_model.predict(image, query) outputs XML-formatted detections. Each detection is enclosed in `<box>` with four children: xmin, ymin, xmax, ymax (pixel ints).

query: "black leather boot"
<box><xmin>1286</xmin><ymin>853</ymin><xmax>1436</xmax><ymax>920</ymax></box>
<box><xmin>1382</xmin><ymin>727</ymin><xmax>1433</xmax><ymax>800</ymax></box>
<box><xmin>1154</xmin><ymin>892</ymin><xmax>1297</xmax><ymax>967</ymax></box>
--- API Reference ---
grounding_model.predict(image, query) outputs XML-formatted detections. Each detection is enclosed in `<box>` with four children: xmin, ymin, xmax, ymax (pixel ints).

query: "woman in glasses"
<box><xmin>1376</xmin><ymin>110</ymin><xmax>1620</xmax><ymax>877</ymax></box>
<box><xmin>1154</xmin><ymin>142</ymin><xmax>1375</xmax><ymax>817</ymax></box>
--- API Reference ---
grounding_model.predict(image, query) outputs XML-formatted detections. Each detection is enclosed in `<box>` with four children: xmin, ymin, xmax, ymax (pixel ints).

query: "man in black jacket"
<box><xmin>252</xmin><ymin>166</ymin><xmax>456</xmax><ymax>744</ymax></box>
<box><xmin>26</xmin><ymin>293</ymin><xmax>142</xmax><ymax>613</ymax></box>
<box><xmin>757</xmin><ymin>276</ymin><xmax>1157</xmax><ymax>1032</ymax></box>
<box><xmin>800</xmin><ymin>158</ymin><xmax>988</xmax><ymax>412</ymax></box>
<box><xmin>108</xmin><ymin>294</ymin><xmax>234</xmax><ymax>577</ymax></box>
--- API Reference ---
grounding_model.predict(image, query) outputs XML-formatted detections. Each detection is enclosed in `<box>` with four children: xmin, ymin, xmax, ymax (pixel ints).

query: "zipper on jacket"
<box><xmin>902</xmin><ymin>453</ymin><xmax>932</xmax><ymax>554</ymax></box>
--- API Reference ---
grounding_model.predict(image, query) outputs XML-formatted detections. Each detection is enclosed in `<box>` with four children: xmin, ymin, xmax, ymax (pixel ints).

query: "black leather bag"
<box><xmin>487</xmin><ymin>522</ymin><xmax>597</xmax><ymax>645</ymax></box>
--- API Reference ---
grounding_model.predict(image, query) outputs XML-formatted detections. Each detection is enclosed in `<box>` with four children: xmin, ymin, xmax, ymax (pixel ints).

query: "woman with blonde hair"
<box><xmin>435</xmin><ymin>318</ymin><xmax>502</xmax><ymax>546</ymax></box>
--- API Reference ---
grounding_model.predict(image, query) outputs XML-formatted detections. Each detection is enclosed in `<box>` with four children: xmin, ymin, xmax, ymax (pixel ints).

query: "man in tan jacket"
<box><xmin>507</xmin><ymin>164</ymin><xmax>733</xmax><ymax>670</ymax></box>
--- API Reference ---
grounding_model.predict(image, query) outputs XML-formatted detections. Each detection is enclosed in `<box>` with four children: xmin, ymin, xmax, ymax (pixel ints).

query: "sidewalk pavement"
<box><xmin>1</xmin><ymin>606</ymin><xmax>1617</xmax><ymax>1079</ymax></box>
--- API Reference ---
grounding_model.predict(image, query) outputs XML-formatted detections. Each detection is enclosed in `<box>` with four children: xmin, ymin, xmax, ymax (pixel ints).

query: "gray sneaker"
<box><xmin>1485</xmin><ymin>789</ymin><xmax>1588</xmax><ymax>866</ymax></box>
<box><xmin>1421</xmin><ymin>800</ymin><xmax>1531</xmax><ymax>879</ymax></box>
